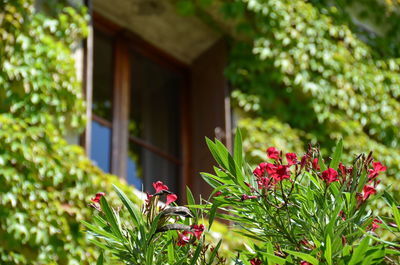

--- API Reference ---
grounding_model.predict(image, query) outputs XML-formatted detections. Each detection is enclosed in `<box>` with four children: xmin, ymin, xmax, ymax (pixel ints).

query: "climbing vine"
<box><xmin>0</xmin><ymin>1</ymin><xmax>138</xmax><ymax>264</ymax></box>
<box><xmin>176</xmin><ymin>0</ymin><xmax>400</xmax><ymax>201</ymax></box>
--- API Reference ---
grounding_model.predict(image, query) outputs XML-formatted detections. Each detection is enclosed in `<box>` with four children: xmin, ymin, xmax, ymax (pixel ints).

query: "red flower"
<box><xmin>339</xmin><ymin>162</ymin><xmax>346</xmax><ymax>176</ymax></box>
<box><xmin>214</xmin><ymin>191</ymin><xmax>222</xmax><ymax>197</ymax></box>
<box><xmin>300</xmin><ymin>154</ymin><xmax>308</xmax><ymax>168</ymax></box>
<box><xmin>267</xmin><ymin>147</ymin><xmax>280</xmax><ymax>160</ymax></box>
<box><xmin>312</xmin><ymin>158</ymin><xmax>320</xmax><ymax>171</ymax></box>
<box><xmin>177</xmin><ymin>231</ymin><xmax>190</xmax><ymax>246</ymax></box>
<box><xmin>321</xmin><ymin>168</ymin><xmax>338</xmax><ymax>184</ymax></box>
<box><xmin>241</xmin><ymin>194</ymin><xmax>258</xmax><ymax>201</ymax></box>
<box><xmin>166</xmin><ymin>193</ymin><xmax>178</xmax><ymax>205</ymax></box>
<box><xmin>300</xmin><ymin>262</ymin><xmax>311</xmax><ymax>265</ymax></box>
<box><xmin>250</xmin><ymin>258</ymin><xmax>262</xmax><ymax>265</ymax></box>
<box><xmin>368</xmin><ymin>161</ymin><xmax>386</xmax><ymax>180</ymax></box>
<box><xmin>145</xmin><ymin>193</ymin><xmax>153</xmax><ymax>206</ymax></box>
<box><xmin>191</xmin><ymin>224</ymin><xmax>204</xmax><ymax>240</ymax></box>
<box><xmin>266</xmin><ymin>163</ymin><xmax>277</xmax><ymax>175</ymax></box>
<box><xmin>341</xmin><ymin>235</ymin><xmax>347</xmax><ymax>246</ymax></box>
<box><xmin>270</xmin><ymin>165</ymin><xmax>291</xmax><ymax>181</ymax></box>
<box><xmin>91</xmin><ymin>192</ymin><xmax>106</xmax><ymax>203</ymax></box>
<box><xmin>257</xmin><ymin>177</ymin><xmax>272</xmax><ymax>189</ymax></box>
<box><xmin>363</xmin><ymin>185</ymin><xmax>376</xmax><ymax>200</ymax></box>
<box><xmin>253</xmin><ymin>162</ymin><xmax>268</xmax><ymax>178</ymax></box>
<box><xmin>286</xmin><ymin>153</ymin><xmax>298</xmax><ymax>165</ymax></box>
<box><xmin>371</xmin><ymin>218</ymin><xmax>382</xmax><ymax>232</ymax></box>
<box><xmin>153</xmin><ymin>181</ymin><xmax>169</xmax><ymax>193</ymax></box>
<box><xmin>339</xmin><ymin>210</ymin><xmax>346</xmax><ymax>221</ymax></box>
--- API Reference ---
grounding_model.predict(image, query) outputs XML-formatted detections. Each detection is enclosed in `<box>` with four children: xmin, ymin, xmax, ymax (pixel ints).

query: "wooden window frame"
<box><xmin>84</xmin><ymin>12</ymin><xmax>192</xmax><ymax>197</ymax></box>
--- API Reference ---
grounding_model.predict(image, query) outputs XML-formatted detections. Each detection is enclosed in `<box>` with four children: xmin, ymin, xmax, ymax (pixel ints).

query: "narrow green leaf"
<box><xmin>348</xmin><ymin>236</ymin><xmax>370</xmax><ymax>265</ymax></box>
<box><xmin>206</xmin><ymin>137</ymin><xmax>224</xmax><ymax>168</ymax></box>
<box><xmin>319</xmin><ymin>154</ymin><xmax>327</xmax><ymax>171</ymax></box>
<box><xmin>146</xmin><ymin>213</ymin><xmax>162</xmax><ymax>245</ymax></box>
<box><xmin>266</xmin><ymin>241</ymin><xmax>275</xmax><ymax>265</ymax></box>
<box><xmin>264</xmin><ymin>253</ymin><xmax>286</xmax><ymax>265</ymax></box>
<box><xmin>100</xmin><ymin>196</ymin><xmax>124</xmax><ymax>240</ymax></box>
<box><xmin>167</xmin><ymin>238</ymin><xmax>175</xmax><ymax>264</ymax></box>
<box><xmin>81</xmin><ymin>220</ymin><xmax>121</xmax><ymax>242</ymax></box>
<box><xmin>392</xmin><ymin>203</ymin><xmax>400</xmax><ymax>229</ymax></box>
<box><xmin>186</xmin><ymin>186</ymin><xmax>196</xmax><ymax>206</ymax></box>
<box><xmin>208</xmin><ymin>202</ymin><xmax>219</xmax><ymax>229</ymax></box>
<box><xmin>190</xmin><ymin>241</ymin><xmax>203</xmax><ymax>265</ymax></box>
<box><xmin>113</xmin><ymin>185</ymin><xmax>141</xmax><ymax>227</ymax></box>
<box><xmin>207</xmin><ymin>239</ymin><xmax>222</xmax><ymax>265</ymax></box>
<box><xmin>96</xmin><ymin>252</ymin><xmax>104</xmax><ymax>265</ymax></box>
<box><xmin>234</xmin><ymin>128</ymin><xmax>243</xmax><ymax>168</ymax></box>
<box><xmin>285</xmin><ymin>250</ymin><xmax>319</xmax><ymax>265</ymax></box>
<box><xmin>356</xmin><ymin>171</ymin><xmax>367</xmax><ymax>193</ymax></box>
<box><xmin>324</xmin><ymin>235</ymin><xmax>332</xmax><ymax>265</ymax></box>
<box><xmin>329</xmin><ymin>139</ymin><xmax>343</xmax><ymax>170</ymax></box>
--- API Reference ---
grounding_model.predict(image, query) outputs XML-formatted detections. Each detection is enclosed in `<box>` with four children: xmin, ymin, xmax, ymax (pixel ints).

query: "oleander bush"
<box><xmin>83</xmin><ymin>183</ymin><xmax>226</xmax><ymax>265</ymax></box>
<box><xmin>201</xmin><ymin>130</ymin><xmax>400</xmax><ymax>264</ymax></box>
<box><xmin>87</xmin><ymin>130</ymin><xmax>400</xmax><ymax>264</ymax></box>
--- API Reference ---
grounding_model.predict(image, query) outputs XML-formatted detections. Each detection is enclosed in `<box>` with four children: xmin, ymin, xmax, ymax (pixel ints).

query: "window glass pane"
<box><xmin>90</xmin><ymin>29</ymin><xmax>114</xmax><ymax>172</ymax></box>
<box><xmin>91</xmin><ymin>121</ymin><xmax>111</xmax><ymax>172</ymax></box>
<box><xmin>127</xmin><ymin>51</ymin><xmax>182</xmax><ymax>192</ymax></box>
<box><xmin>92</xmin><ymin>29</ymin><xmax>113</xmax><ymax>121</ymax></box>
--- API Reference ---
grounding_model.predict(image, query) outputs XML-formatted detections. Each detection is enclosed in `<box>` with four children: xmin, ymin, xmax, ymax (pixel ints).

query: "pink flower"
<box><xmin>241</xmin><ymin>194</ymin><xmax>258</xmax><ymax>201</ymax></box>
<box><xmin>91</xmin><ymin>192</ymin><xmax>106</xmax><ymax>203</ymax></box>
<box><xmin>267</xmin><ymin>147</ymin><xmax>280</xmax><ymax>160</ymax></box>
<box><xmin>286</xmin><ymin>153</ymin><xmax>298</xmax><ymax>165</ymax></box>
<box><xmin>300</xmin><ymin>262</ymin><xmax>311</xmax><ymax>265</ymax></box>
<box><xmin>191</xmin><ymin>224</ymin><xmax>204</xmax><ymax>240</ymax></box>
<box><xmin>363</xmin><ymin>185</ymin><xmax>376</xmax><ymax>200</ymax></box>
<box><xmin>177</xmin><ymin>231</ymin><xmax>190</xmax><ymax>246</ymax></box>
<box><xmin>270</xmin><ymin>165</ymin><xmax>291</xmax><ymax>181</ymax></box>
<box><xmin>153</xmin><ymin>181</ymin><xmax>169</xmax><ymax>193</ymax></box>
<box><xmin>321</xmin><ymin>168</ymin><xmax>338</xmax><ymax>184</ymax></box>
<box><xmin>166</xmin><ymin>193</ymin><xmax>178</xmax><ymax>205</ymax></box>
<box><xmin>368</xmin><ymin>162</ymin><xmax>386</xmax><ymax>181</ymax></box>
<box><xmin>312</xmin><ymin>158</ymin><xmax>320</xmax><ymax>171</ymax></box>
<box><xmin>371</xmin><ymin>218</ymin><xmax>382</xmax><ymax>232</ymax></box>
<box><xmin>250</xmin><ymin>258</ymin><xmax>262</xmax><ymax>265</ymax></box>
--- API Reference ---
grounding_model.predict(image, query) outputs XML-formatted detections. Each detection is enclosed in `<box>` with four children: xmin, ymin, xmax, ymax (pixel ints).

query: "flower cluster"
<box><xmin>151</xmin><ymin>181</ymin><xmax>178</xmax><ymax>205</ymax></box>
<box><xmin>177</xmin><ymin>224</ymin><xmax>205</xmax><ymax>246</ymax></box>
<box><xmin>252</xmin><ymin>147</ymin><xmax>298</xmax><ymax>190</ymax></box>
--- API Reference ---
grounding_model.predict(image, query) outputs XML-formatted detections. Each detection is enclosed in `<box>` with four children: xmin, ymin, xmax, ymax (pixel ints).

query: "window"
<box><xmin>91</xmin><ymin>29</ymin><xmax>114</xmax><ymax>173</ymax></box>
<box><xmin>127</xmin><ymin>51</ymin><xmax>182</xmax><ymax>190</ymax></box>
<box><xmin>89</xmin><ymin>19</ymin><xmax>189</xmax><ymax>196</ymax></box>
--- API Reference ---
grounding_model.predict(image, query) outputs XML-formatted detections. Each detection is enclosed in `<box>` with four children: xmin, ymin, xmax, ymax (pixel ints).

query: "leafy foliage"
<box><xmin>84</xmin><ymin>184</ymin><xmax>226</xmax><ymax>265</ymax></box>
<box><xmin>0</xmin><ymin>1</ymin><xmax>139</xmax><ymax>264</ymax></box>
<box><xmin>201</xmin><ymin>129</ymin><xmax>400</xmax><ymax>264</ymax></box>
<box><xmin>177</xmin><ymin>0</ymin><xmax>400</xmax><ymax>200</ymax></box>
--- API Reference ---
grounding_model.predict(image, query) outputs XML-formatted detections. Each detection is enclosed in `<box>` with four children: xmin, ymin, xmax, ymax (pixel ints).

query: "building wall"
<box><xmin>190</xmin><ymin>39</ymin><xmax>229</xmax><ymax>198</ymax></box>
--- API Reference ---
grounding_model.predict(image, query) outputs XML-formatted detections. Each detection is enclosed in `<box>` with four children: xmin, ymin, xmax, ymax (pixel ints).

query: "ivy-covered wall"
<box><xmin>177</xmin><ymin>0</ymin><xmax>400</xmax><ymax>203</ymax></box>
<box><xmin>0</xmin><ymin>1</ymin><xmax>139</xmax><ymax>264</ymax></box>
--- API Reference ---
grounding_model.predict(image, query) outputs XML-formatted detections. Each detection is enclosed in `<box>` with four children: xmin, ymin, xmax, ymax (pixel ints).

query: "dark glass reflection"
<box><xmin>90</xmin><ymin>29</ymin><xmax>114</xmax><ymax>172</ymax></box>
<box><xmin>127</xmin><ymin>51</ymin><xmax>182</xmax><ymax>192</ymax></box>
<box><xmin>92</xmin><ymin>29</ymin><xmax>113</xmax><ymax>121</ymax></box>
